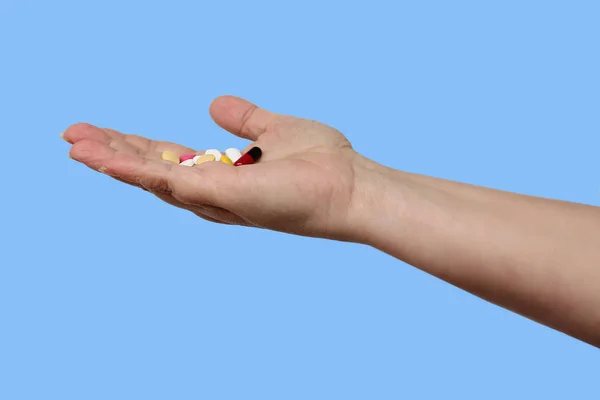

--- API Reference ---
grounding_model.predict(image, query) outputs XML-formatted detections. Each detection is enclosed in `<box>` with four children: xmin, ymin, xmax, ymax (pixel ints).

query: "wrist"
<box><xmin>344</xmin><ymin>154</ymin><xmax>415</xmax><ymax>248</ymax></box>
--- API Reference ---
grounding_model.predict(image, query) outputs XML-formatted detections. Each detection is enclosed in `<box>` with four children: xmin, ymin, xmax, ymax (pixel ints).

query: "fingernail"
<box><xmin>59</xmin><ymin>132</ymin><xmax>71</xmax><ymax>143</ymax></box>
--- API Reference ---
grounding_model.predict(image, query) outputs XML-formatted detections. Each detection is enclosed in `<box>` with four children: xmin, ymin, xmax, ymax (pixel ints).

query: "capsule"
<box><xmin>234</xmin><ymin>146</ymin><xmax>262</xmax><ymax>166</ymax></box>
<box><xmin>179</xmin><ymin>159</ymin><xmax>195</xmax><ymax>167</ymax></box>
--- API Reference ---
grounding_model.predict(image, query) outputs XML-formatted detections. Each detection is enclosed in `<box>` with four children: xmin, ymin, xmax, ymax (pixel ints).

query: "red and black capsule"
<box><xmin>234</xmin><ymin>146</ymin><xmax>262</xmax><ymax>166</ymax></box>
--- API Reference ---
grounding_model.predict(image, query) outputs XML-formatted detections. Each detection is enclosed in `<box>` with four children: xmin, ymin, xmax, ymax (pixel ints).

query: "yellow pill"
<box><xmin>194</xmin><ymin>154</ymin><xmax>216</xmax><ymax>164</ymax></box>
<box><xmin>161</xmin><ymin>151</ymin><xmax>179</xmax><ymax>164</ymax></box>
<box><xmin>220</xmin><ymin>155</ymin><xmax>233</xmax><ymax>165</ymax></box>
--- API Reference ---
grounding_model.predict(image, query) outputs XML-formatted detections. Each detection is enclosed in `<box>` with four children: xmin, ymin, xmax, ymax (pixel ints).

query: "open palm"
<box><xmin>63</xmin><ymin>96</ymin><xmax>362</xmax><ymax>239</ymax></box>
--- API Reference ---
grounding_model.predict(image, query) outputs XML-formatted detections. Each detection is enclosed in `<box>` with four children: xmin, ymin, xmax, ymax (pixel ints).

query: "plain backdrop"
<box><xmin>1</xmin><ymin>1</ymin><xmax>598</xmax><ymax>399</ymax></box>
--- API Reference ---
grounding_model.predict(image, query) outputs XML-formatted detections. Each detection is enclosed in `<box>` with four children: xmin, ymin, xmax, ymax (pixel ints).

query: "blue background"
<box><xmin>1</xmin><ymin>1</ymin><xmax>598</xmax><ymax>398</ymax></box>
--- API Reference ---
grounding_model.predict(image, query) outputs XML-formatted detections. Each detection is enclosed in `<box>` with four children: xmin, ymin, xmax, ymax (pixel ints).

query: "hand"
<box><xmin>63</xmin><ymin>95</ymin><xmax>365</xmax><ymax>241</ymax></box>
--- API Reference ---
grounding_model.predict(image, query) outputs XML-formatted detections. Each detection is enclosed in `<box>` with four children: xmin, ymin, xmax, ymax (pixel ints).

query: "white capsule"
<box><xmin>204</xmin><ymin>149</ymin><xmax>221</xmax><ymax>161</ymax></box>
<box><xmin>179</xmin><ymin>159</ymin><xmax>195</xmax><ymax>167</ymax></box>
<box><xmin>225</xmin><ymin>148</ymin><xmax>242</xmax><ymax>163</ymax></box>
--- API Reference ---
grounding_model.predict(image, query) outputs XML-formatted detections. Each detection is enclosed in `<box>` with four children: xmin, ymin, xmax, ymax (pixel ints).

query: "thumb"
<box><xmin>209</xmin><ymin>95</ymin><xmax>277</xmax><ymax>141</ymax></box>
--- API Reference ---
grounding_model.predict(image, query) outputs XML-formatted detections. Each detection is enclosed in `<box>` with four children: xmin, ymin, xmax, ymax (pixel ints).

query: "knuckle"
<box><xmin>139</xmin><ymin>174</ymin><xmax>172</xmax><ymax>195</ymax></box>
<box><xmin>136</xmin><ymin>160</ymin><xmax>173</xmax><ymax>195</ymax></box>
<box><xmin>239</xmin><ymin>104</ymin><xmax>258</xmax><ymax>137</ymax></box>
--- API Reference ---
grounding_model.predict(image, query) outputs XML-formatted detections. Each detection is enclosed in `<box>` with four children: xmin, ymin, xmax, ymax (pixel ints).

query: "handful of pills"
<box><xmin>160</xmin><ymin>147</ymin><xmax>262</xmax><ymax>167</ymax></box>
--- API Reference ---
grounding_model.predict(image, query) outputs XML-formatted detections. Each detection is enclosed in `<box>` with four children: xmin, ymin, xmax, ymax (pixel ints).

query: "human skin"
<box><xmin>62</xmin><ymin>95</ymin><xmax>600</xmax><ymax>348</ymax></box>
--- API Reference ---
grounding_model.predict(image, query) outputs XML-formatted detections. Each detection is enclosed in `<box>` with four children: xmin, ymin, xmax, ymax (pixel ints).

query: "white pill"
<box><xmin>225</xmin><ymin>148</ymin><xmax>242</xmax><ymax>163</ymax></box>
<box><xmin>204</xmin><ymin>149</ymin><xmax>221</xmax><ymax>161</ymax></box>
<box><xmin>179</xmin><ymin>159</ymin><xmax>195</xmax><ymax>167</ymax></box>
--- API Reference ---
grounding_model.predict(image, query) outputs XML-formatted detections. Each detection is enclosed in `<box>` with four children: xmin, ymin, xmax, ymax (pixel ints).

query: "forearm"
<box><xmin>349</xmin><ymin>155</ymin><xmax>600</xmax><ymax>347</ymax></box>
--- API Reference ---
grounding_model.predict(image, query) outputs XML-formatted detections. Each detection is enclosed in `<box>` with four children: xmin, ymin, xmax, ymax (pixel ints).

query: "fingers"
<box><xmin>67</xmin><ymin>130</ymin><xmax>240</xmax><ymax>210</ymax></box>
<box><xmin>62</xmin><ymin>123</ymin><xmax>111</xmax><ymax>146</ymax></box>
<box><xmin>209</xmin><ymin>95</ymin><xmax>277</xmax><ymax>141</ymax></box>
<box><xmin>62</xmin><ymin>123</ymin><xmax>198</xmax><ymax>161</ymax></box>
<box><xmin>102</xmin><ymin>128</ymin><xmax>198</xmax><ymax>158</ymax></box>
<box><xmin>64</xmin><ymin>124</ymin><xmax>248</xmax><ymax>227</ymax></box>
<box><xmin>64</xmin><ymin>122</ymin><xmax>257</xmax><ymax>229</ymax></box>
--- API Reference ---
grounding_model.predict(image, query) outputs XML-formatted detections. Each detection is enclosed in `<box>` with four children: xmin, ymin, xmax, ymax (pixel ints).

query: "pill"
<box><xmin>204</xmin><ymin>149</ymin><xmax>221</xmax><ymax>161</ymax></box>
<box><xmin>234</xmin><ymin>146</ymin><xmax>262</xmax><ymax>166</ymax></box>
<box><xmin>220</xmin><ymin>155</ymin><xmax>233</xmax><ymax>165</ymax></box>
<box><xmin>179</xmin><ymin>153</ymin><xmax>196</xmax><ymax>162</ymax></box>
<box><xmin>225</xmin><ymin>148</ymin><xmax>242</xmax><ymax>163</ymax></box>
<box><xmin>179</xmin><ymin>159</ymin><xmax>195</xmax><ymax>167</ymax></box>
<box><xmin>161</xmin><ymin>151</ymin><xmax>180</xmax><ymax>164</ymax></box>
<box><xmin>194</xmin><ymin>154</ymin><xmax>216</xmax><ymax>164</ymax></box>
